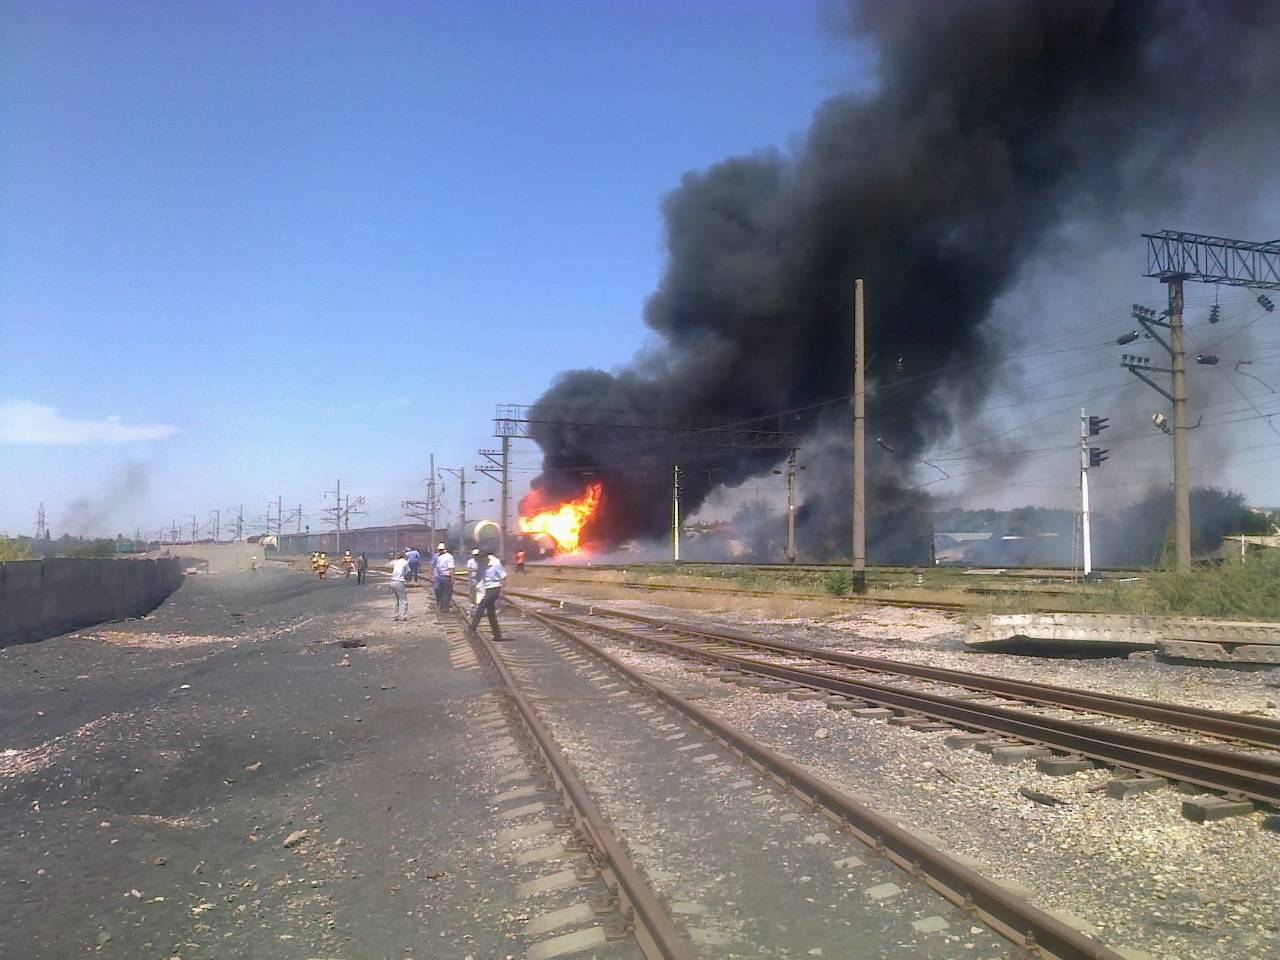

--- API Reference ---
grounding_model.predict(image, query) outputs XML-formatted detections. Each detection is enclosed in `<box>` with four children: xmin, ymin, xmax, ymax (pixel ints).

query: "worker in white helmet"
<box><xmin>432</xmin><ymin>542</ymin><xmax>455</xmax><ymax>613</ymax></box>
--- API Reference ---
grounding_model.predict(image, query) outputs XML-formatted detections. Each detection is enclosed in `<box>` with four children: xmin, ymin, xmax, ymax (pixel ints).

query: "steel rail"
<box><xmin>510</xmin><ymin>592</ymin><xmax>1280</xmax><ymax>749</ymax></box>
<box><xmin>457</xmin><ymin>606</ymin><xmax>696</xmax><ymax>960</ymax></box>
<box><xmin>514</xmin><ymin>601</ymin><xmax>1129</xmax><ymax>960</ymax></box>
<box><xmin>534</xmin><ymin>607</ymin><xmax>1280</xmax><ymax>805</ymax></box>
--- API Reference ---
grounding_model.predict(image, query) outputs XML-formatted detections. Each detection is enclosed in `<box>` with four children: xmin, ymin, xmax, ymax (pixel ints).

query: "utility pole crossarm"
<box><xmin>1144</xmin><ymin>230</ymin><xmax>1280</xmax><ymax>289</ymax></box>
<box><xmin>1123</xmin><ymin>364</ymin><xmax>1175</xmax><ymax>403</ymax></box>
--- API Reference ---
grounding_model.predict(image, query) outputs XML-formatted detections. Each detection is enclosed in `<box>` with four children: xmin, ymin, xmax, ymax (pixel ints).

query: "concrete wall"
<box><xmin>0</xmin><ymin>557</ymin><xmax>184</xmax><ymax>648</ymax></box>
<box><xmin>143</xmin><ymin>542</ymin><xmax>261</xmax><ymax>574</ymax></box>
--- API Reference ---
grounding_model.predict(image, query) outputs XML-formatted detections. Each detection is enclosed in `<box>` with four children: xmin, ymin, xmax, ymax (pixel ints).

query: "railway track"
<box><xmin>456</xmin><ymin>602</ymin><xmax>693</xmax><ymax>959</ymax></box>
<box><xmin>508</xmin><ymin>590</ymin><xmax>1280</xmax><ymax>812</ymax></box>
<box><xmin>457</xmin><ymin>593</ymin><xmax>1132</xmax><ymax>960</ymax></box>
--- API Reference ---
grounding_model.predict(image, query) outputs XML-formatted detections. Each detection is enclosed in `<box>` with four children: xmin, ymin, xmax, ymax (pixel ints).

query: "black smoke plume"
<box><xmin>526</xmin><ymin>0</ymin><xmax>1280</xmax><ymax>553</ymax></box>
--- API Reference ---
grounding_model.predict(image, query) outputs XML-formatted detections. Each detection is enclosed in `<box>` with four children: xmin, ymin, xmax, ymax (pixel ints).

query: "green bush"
<box><xmin>1139</xmin><ymin>552</ymin><xmax>1280</xmax><ymax>620</ymax></box>
<box><xmin>1094</xmin><ymin>552</ymin><xmax>1280</xmax><ymax>620</ymax></box>
<box><xmin>823</xmin><ymin>571</ymin><xmax>851</xmax><ymax>595</ymax></box>
<box><xmin>0</xmin><ymin>537</ymin><xmax>33</xmax><ymax>561</ymax></box>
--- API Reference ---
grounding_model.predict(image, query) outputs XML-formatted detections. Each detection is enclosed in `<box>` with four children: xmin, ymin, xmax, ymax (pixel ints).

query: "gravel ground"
<box><xmin>0</xmin><ymin>570</ymin><xmax>627</xmax><ymax>960</ymax></box>
<box><xmin>575</xmin><ymin>633</ymin><xmax>1280</xmax><ymax>960</ymax></box>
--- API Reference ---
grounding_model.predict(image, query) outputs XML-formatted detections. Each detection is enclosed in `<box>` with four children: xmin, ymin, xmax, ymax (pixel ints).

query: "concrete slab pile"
<box><xmin>966</xmin><ymin>613</ymin><xmax>1280</xmax><ymax>664</ymax></box>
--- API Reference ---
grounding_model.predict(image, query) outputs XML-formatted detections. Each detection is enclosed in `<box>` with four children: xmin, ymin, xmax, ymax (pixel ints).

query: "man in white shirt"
<box><xmin>466</xmin><ymin>549</ymin><xmax>480</xmax><ymax>589</ymax></box>
<box><xmin>389</xmin><ymin>552</ymin><xmax>409</xmax><ymax>621</ymax></box>
<box><xmin>468</xmin><ymin>553</ymin><xmax>507</xmax><ymax>641</ymax></box>
<box><xmin>432</xmin><ymin>542</ymin><xmax>455</xmax><ymax>613</ymax></box>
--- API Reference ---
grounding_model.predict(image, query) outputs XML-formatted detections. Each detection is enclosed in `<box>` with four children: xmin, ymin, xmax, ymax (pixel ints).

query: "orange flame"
<box><xmin>519</xmin><ymin>484</ymin><xmax>602</xmax><ymax>554</ymax></box>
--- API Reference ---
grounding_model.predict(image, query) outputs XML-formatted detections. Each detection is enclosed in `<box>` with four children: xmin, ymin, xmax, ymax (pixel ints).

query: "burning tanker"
<box><xmin>518</xmin><ymin>484</ymin><xmax>602</xmax><ymax>555</ymax></box>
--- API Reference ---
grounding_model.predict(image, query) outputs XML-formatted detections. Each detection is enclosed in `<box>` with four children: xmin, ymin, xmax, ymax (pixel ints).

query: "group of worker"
<box><xmin>310</xmin><ymin>550</ymin><xmax>369</xmax><ymax>583</ymax></box>
<box><xmin>386</xmin><ymin>542</ymin><xmax>509</xmax><ymax>640</ymax></box>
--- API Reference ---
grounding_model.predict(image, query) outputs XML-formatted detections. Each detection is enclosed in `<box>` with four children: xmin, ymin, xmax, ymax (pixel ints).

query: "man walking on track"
<box><xmin>468</xmin><ymin>552</ymin><xmax>507</xmax><ymax>641</ymax></box>
<box><xmin>432</xmin><ymin>542</ymin><xmax>455</xmax><ymax>613</ymax></box>
<box><xmin>356</xmin><ymin>552</ymin><xmax>368</xmax><ymax>584</ymax></box>
<box><xmin>405</xmin><ymin>546</ymin><xmax>421</xmax><ymax>583</ymax></box>
<box><xmin>389</xmin><ymin>552</ymin><xmax>410</xmax><ymax>621</ymax></box>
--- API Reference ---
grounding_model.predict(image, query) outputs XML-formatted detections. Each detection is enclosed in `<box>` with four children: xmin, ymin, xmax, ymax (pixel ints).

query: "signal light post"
<box><xmin>672</xmin><ymin>464</ymin><xmax>681</xmax><ymax>562</ymax></box>
<box><xmin>1080</xmin><ymin>409</ymin><xmax>1108</xmax><ymax>579</ymax></box>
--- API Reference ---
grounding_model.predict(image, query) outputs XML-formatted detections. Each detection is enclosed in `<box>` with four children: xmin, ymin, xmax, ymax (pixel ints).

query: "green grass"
<box><xmin>1103</xmin><ymin>553</ymin><xmax>1280</xmax><ymax>620</ymax></box>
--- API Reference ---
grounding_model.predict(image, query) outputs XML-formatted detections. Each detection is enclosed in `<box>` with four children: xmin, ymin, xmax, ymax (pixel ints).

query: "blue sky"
<box><xmin>0</xmin><ymin>0</ymin><xmax>856</xmax><ymax>538</ymax></box>
<box><xmin>2</xmin><ymin>1</ymin><xmax>1277</xmax><ymax>541</ymax></box>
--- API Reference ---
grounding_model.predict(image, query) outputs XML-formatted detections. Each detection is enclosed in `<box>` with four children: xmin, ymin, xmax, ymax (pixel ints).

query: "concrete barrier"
<box><xmin>0</xmin><ymin>557</ymin><xmax>184</xmax><ymax>648</ymax></box>
<box><xmin>966</xmin><ymin>612</ymin><xmax>1280</xmax><ymax>663</ymax></box>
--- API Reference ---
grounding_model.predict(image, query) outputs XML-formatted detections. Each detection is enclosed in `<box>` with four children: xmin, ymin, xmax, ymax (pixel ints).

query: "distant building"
<box><xmin>932</xmin><ymin>532</ymin><xmax>993</xmax><ymax>564</ymax></box>
<box><xmin>278</xmin><ymin>523</ymin><xmax>436</xmax><ymax>558</ymax></box>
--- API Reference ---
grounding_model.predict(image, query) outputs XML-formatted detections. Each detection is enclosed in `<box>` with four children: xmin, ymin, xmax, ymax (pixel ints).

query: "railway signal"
<box><xmin>1078</xmin><ymin>408</ymin><xmax>1109</xmax><ymax>580</ymax></box>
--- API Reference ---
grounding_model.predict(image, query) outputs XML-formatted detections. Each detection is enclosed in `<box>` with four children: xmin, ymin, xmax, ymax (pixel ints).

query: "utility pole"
<box><xmin>785</xmin><ymin>448</ymin><xmax>797</xmax><ymax>564</ymax></box>
<box><xmin>851</xmin><ymin>278</ymin><xmax>867</xmax><ymax>593</ymax></box>
<box><xmin>209</xmin><ymin>508</ymin><xmax>220</xmax><ymax>543</ymax></box>
<box><xmin>402</xmin><ymin>459</ymin><xmax>441</xmax><ymax>539</ymax></box>
<box><xmin>35</xmin><ymin>503</ymin><xmax>46</xmax><ymax>540</ymax></box>
<box><xmin>500</xmin><ymin>436</ymin><xmax>510</xmax><ymax>562</ymax></box>
<box><xmin>477</xmin><ymin>448</ymin><xmax>509</xmax><ymax>560</ymax></box>
<box><xmin>443</xmin><ymin>467</ymin><xmax>470</xmax><ymax>552</ymax></box>
<box><xmin>672</xmin><ymin>464</ymin><xmax>681</xmax><ymax>561</ymax></box>
<box><xmin>334</xmin><ymin>479</ymin><xmax>341</xmax><ymax>554</ymax></box>
<box><xmin>1136</xmin><ymin>230</ymin><xmax>1280</xmax><ymax>570</ymax></box>
<box><xmin>190</xmin><ymin>514</ymin><xmax>199</xmax><ymax>543</ymax></box>
<box><xmin>235</xmin><ymin>505</ymin><xmax>244</xmax><ymax>542</ymax></box>
<box><xmin>297</xmin><ymin>505</ymin><xmax>303</xmax><ymax>534</ymax></box>
<box><xmin>171</xmin><ymin>519</ymin><xmax>178</xmax><ymax>543</ymax></box>
<box><xmin>428</xmin><ymin>453</ymin><xmax>437</xmax><ymax>544</ymax></box>
<box><xmin>1123</xmin><ymin>300</ymin><xmax>1186</xmax><ymax>569</ymax></box>
<box><xmin>1168</xmin><ymin>278</ymin><xmax>1191</xmax><ymax>570</ymax></box>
